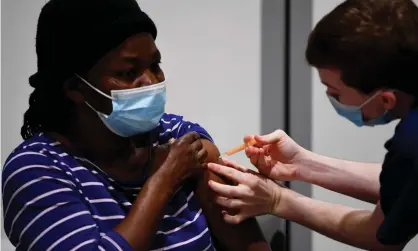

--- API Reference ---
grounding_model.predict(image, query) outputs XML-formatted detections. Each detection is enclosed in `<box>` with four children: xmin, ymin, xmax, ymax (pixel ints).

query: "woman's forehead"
<box><xmin>94</xmin><ymin>33</ymin><xmax>159</xmax><ymax>68</ymax></box>
<box><xmin>116</xmin><ymin>33</ymin><xmax>158</xmax><ymax>58</ymax></box>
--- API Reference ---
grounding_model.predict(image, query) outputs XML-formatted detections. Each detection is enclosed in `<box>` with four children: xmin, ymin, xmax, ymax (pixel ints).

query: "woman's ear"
<box><xmin>63</xmin><ymin>76</ymin><xmax>85</xmax><ymax>104</ymax></box>
<box><xmin>381</xmin><ymin>91</ymin><xmax>397</xmax><ymax>110</ymax></box>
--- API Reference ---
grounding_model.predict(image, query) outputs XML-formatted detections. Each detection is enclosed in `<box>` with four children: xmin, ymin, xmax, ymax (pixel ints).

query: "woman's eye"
<box><xmin>118</xmin><ymin>68</ymin><xmax>138</xmax><ymax>79</ymax></box>
<box><xmin>150</xmin><ymin>62</ymin><xmax>161</xmax><ymax>73</ymax></box>
<box><xmin>127</xmin><ymin>69</ymin><xmax>138</xmax><ymax>77</ymax></box>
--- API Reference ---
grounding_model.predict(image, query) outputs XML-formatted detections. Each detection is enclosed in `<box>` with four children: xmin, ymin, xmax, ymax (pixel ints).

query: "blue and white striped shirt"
<box><xmin>2</xmin><ymin>113</ymin><xmax>215</xmax><ymax>251</ymax></box>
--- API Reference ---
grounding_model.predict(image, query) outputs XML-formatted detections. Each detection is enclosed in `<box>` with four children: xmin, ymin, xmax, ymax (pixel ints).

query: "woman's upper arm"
<box><xmin>2</xmin><ymin>153</ymin><xmax>133</xmax><ymax>251</ymax></box>
<box><xmin>195</xmin><ymin>140</ymin><xmax>270</xmax><ymax>251</ymax></box>
<box><xmin>168</xmin><ymin>115</ymin><xmax>269</xmax><ymax>250</ymax></box>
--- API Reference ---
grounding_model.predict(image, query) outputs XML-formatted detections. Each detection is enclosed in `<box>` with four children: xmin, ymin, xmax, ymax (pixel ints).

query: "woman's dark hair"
<box><xmin>306</xmin><ymin>0</ymin><xmax>418</xmax><ymax>95</ymax></box>
<box><xmin>21</xmin><ymin>0</ymin><xmax>157</xmax><ymax>140</ymax></box>
<box><xmin>21</xmin><ymin>76</ymin><xmax>75</xmax><ymax>140</ymax></box>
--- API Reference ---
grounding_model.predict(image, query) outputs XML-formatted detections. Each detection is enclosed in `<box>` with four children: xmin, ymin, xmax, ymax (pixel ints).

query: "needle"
<box><xmin>169</xmin><ymin>137</ymin><xmax>258</xmax><ymax>159</ymax></box>
<box><xmin>219</xmin><ymin>138</ymin><xmax>257</xmax><ymax>159</ymax></box>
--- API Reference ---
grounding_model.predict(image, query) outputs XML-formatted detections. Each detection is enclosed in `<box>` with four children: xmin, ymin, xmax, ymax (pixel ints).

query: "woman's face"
<box><xmin>76</xmin><ymin>33</ymin><xmax>164</xmax><ymax>115</ymax></box>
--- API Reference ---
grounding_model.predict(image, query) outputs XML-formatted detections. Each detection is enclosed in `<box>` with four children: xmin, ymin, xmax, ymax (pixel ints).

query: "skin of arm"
<box><xmin>197</xmin><ymin>140</ymin><xmax>271</xmax><ymax>251</ymax></box>
<box><xmin>119</xmin><ymin>139</ymin><xmax>270</xmax><ymax>251</ymax></box>
<box><xmin>115</xmin><ymin>132</ymin><xmax>206</xmax><ymax>250</ymax></box>
<box><xmin>276</xmin><ymin>188</ymin><xmax>406</xmax><ymax>251</ymax></box>
<box><xmin>298</xmin><ymin>150</ymin><xmax>382</xmax><ymax>204</ymax></box>
<box><xmin>48</xmin><ymin>133</ymin><xmax>178</xmax><ymax>251</ymax></box>
<box><xmin>115</xmin><ymin>168</ymin><xmax>175</xmax><ymax>250</ymax></box>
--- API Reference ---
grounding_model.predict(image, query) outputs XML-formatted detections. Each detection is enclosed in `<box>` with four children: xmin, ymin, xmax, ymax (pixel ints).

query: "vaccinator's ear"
<box><xmin>63</xmin><ymin>76</ymin><xmax>85</xmax><ymax>104</ymax></box>
<box><xmin>381</xmin><ymin>91</ymin><xmax>397</xmax><ymax>110</ymax></box>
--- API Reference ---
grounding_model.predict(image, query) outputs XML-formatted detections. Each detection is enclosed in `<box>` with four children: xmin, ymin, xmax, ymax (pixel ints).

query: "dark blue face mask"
<box><xmin>327</xmin><ymin>91</ymin><xmax>398</xmax><ymax>127</ymax></box>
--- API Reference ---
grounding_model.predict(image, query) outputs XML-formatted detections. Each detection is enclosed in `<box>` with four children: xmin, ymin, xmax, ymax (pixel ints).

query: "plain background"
<box><xmin>2</xmin><ymin>0</ymin><xmax>418</xmax><ymax>250</ymax></box>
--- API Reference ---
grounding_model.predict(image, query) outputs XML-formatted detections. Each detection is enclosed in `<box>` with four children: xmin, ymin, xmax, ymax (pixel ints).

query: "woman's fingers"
<box><xmin>196</xmin><ymin>149</ymin><xmax>208</xmax><ymax>163</ymax></box>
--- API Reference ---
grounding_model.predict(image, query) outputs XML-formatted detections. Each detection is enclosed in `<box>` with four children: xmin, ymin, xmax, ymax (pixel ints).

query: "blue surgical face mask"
<box><xmin>76</xmin><ymin>74</ymin><xmax>166</xmax><ymax>137</ymax></box>
<box><xmin>327</xmin><ymin>91</ymin><xmax>397</xmax><ymax>127</ymax></box>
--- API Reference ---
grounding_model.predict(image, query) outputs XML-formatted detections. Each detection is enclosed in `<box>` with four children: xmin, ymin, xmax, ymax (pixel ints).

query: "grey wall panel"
<box><xmin>288</xmin><ymin>0</ymin><xmax>313</xmax><ymax>250</ymax></box>
<box><xmin>260</xmin><ymin>0</ymin><xmax>287</xmax><ymax>250</ymax></box>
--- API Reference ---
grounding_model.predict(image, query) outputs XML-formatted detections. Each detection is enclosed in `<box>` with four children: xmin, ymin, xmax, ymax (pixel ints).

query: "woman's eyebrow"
<box><xmin>152</xmin><ymin>50</ymin><xmax>161</xmax><ymax>62</ymax></box>
<box><xmin>120</xmin><ymin>56</ymin><xmax>140</xmax><ymax>64</ymax></box>
<box><xmin>119</xmin><ymin>50</ymin><xmax>161</xmax><ymax>64</ymax></box>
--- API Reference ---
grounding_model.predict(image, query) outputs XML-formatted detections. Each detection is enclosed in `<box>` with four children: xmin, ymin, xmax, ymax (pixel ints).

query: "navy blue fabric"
<box><xmin>378</xmin><ymin>109</ymin><xmax>418</xmax><ymax>245</ymax></box>
<box><xmin>2</xmin><ymin>113</ymin><xmax>215</xmax><ymax>251</ymax></box>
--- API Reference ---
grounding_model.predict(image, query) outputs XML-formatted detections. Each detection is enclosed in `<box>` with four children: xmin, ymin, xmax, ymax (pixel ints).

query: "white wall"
<box><xmin>138</xmin><ymin>0</ymin><xmax>262</xmax><ymax>165</ymax></box>
<box><xmin>2</xmin><ymin>1</ymin><xmax>47</xmax><ymax>249</ymax></box>
<box><xmin>311</xmin><ymin>0</ymin><xmax>418</xmax><ymax>251</ymax></box>
<box><xmin>1</xmin><ymin>0</ymin><xmax>264</xmax><ymax>249</ymax></box>
<box><xmin>1</xmin><ymin>0</ymin><xmax>263</xmax><ymax>165</ymax></box>
<box><xmin>141</xmin><ymin>0</ymin><xmax>286</xmax><ymax>243</ymax></box>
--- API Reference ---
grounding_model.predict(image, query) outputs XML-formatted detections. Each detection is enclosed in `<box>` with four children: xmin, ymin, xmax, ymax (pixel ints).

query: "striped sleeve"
<box><xmin>160</xmin><ymin>114</ymin><xmax>214</xmax><ymax>143</ymax></box>
<box><xmin>2</xmin><ymin>152</ymin><xmax>133</xmax><ymax>251</ymax></box>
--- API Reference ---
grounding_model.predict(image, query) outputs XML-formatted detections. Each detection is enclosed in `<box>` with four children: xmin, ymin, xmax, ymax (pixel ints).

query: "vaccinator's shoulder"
<box><xmin>381</xmin><ymin>109</ymin><xmax>418</xmax><ymax>219</ymax></box>
<box><xmin>389</xmin><ymin>109</ymin><xmax>418</xmax><ymax>151</ymax></box>
<box><xmin>378</xmin><ymin>109</ymin><xmax>418</xmax><ymax>246</ymax></box>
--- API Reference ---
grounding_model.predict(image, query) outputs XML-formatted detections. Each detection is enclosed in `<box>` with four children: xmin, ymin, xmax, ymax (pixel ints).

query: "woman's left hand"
<box><xmin>207</xmin><ymin>159</ymin><xmax>283</xmax><ymax>224</ymax></box>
